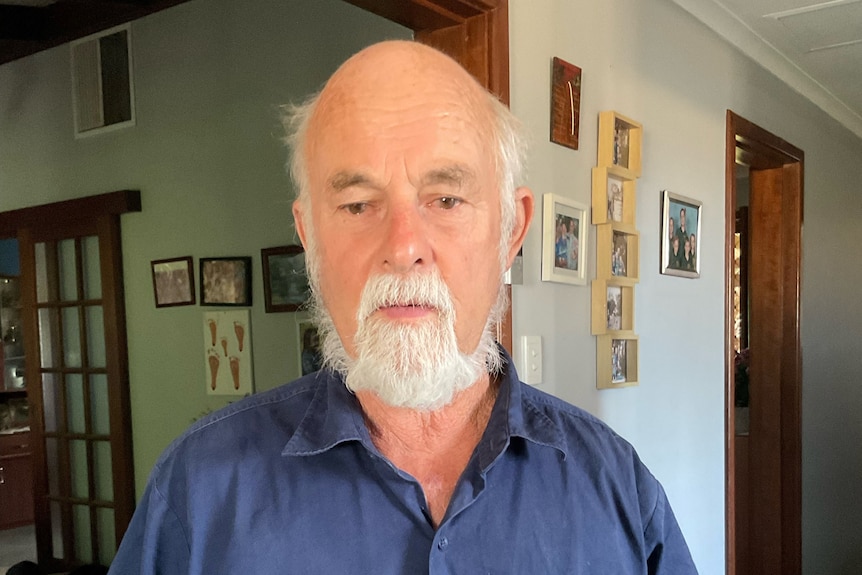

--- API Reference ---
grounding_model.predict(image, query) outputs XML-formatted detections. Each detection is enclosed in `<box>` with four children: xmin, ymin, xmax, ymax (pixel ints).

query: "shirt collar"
<box><xmin>281</xmin><ymin>346</ymin><xmax>568</xmax><ymax>461</ymax></box>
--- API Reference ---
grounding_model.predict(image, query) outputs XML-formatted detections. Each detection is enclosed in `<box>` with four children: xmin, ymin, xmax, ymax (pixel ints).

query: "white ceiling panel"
<box><xmin>772</xmin><ymin>2</ymin><xmax>862</xmax><ymax>50</ymax></box>
<box><xmin>673</xmin><ymin>0</ymin><xmax>862</xmax><ymax>140</ymax></box>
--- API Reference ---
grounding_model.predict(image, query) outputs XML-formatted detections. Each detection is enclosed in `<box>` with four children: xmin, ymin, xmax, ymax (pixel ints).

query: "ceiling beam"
<box><xmin>0</xmin><ymin>5</ymin><xmax>48</xmax><ymax>41</ymax></box>
<box><xmin>0</xmin><ymin>0</ymin><xmax>192</xmax><ymax>66</ymax></box>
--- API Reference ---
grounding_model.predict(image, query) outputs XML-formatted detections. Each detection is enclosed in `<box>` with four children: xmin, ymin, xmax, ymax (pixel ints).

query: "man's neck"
<box><xmin>356</xmin><ymin>374</ymin><xmax>499</xmax><ymax>526</ymax></box>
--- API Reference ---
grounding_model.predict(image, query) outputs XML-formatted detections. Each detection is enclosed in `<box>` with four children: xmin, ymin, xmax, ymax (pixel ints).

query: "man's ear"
<box><xmin>293</xmin><ymin>199</ymin><xmax>308</xmax><ymax>248</ymax></box>
<box><xmin>505</xmin><ymin>186</ymin><xmax>534</xmax><ymax>268</ymax></box>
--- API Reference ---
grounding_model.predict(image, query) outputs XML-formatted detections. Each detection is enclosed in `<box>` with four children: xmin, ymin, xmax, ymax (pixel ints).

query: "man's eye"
<box><xmin>343</xmin><ymin>203</ymin><xmax>367</xmax><ymax>215</ymax></box>
<box><xmin>436</xmin><ymin>197</ymin><xmax>462</xmax><ymax>210</ymax></box>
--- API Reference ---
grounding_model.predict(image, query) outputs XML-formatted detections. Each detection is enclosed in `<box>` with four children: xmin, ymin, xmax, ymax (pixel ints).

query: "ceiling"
<box><xmin>1</xmin><ymin>0</ymin><xmax>860</xmax><ymax>140</ymax></box>
<box><xmin>673</xmin><ymin>0</ymin><xmax>862</xmax><ymax>140</ymax></box>
<box><xmin>0</xmin><ymin>0</ymin><xmax>192</xmax><ymax>66</ymax></box>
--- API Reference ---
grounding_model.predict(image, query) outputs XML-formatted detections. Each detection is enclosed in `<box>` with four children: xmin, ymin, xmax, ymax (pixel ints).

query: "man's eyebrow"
<box><xmin>328</xmin><ymin>171</ymin><xmax>375</xmax><ymax>192</ymax></box>
<box><xmin>422</xmin><ymin>165</ymin><xmax>475</xmax><ymax>188</ymax></box>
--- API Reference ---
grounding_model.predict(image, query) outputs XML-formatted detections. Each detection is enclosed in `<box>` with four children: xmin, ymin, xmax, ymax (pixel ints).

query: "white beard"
<box><xmin>313</xmin><ymin>270</ymin><xmax>502</xmax><ymax>411</ymax></box>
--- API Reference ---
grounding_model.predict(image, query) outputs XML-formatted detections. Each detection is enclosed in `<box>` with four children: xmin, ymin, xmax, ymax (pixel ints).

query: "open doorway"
<box><xmin>725</xmin><ymin>111</ymin><xmax>803</xmax><ymax>575</ymax></box>
<box><xmin>0</xmin><ymin>237</ymin><xmax>37</xmax><ymax>572</ymax></box>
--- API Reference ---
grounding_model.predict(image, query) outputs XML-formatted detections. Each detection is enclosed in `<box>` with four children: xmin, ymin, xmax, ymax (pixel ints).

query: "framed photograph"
<box><xmin>297</xmin><ymin>319</ymin><xmax>323</xmax><ymax>376</ymax></box>
<box><xmin>151</xmin><ymin>256</ymin><xmax>195</xmax><ymax>308</ymax></box>
<box><xmin>261</xmin><ymin>245</ymin><xmax>309</xmax><ymax>313</ymax></box>
<box><xmin>542</xmin><ymin>193</ymin><xmax>588</xmax><ymax>285</ymax></box>
<box><xmin>597</xmin><ymin>333</ymin><xmax>639</xmax><ymax>389</ymax></box>
<box><xmin>590</xmin><ymin>166</ymin><xmax>636</xmax><ymax>226</ymax></box>
<box><xmin>200</xmin><ymin>257</ymin><xmax>252</xmax><ymax>306</ymax></box>
<box><xmin>607</xmin><ymin>285</ymin><xmax>622</xmax><ymax>330</ymax></box>
<box><xmin>597</xmin><ymin>111</ymin><xmax>642</xmax><ymax>177</ymax></box>
<box><xmin>596</xmin><ymin>225</ymin><xmax>639</xmax><ymax>281</ymax></box>
<box><xmin>661</xmin><ymin>190</ymin><xmax>702</xmax><ymax>278</ymax></box>
<box><xmin>590</xmin><ymin>280</ymin><xmax>635</xmax><ymax>334</ymax></box>
<box><xmin>549</xmin><ymin>57</ymin><xmax>582</xmax><ymax>150</ymax></box>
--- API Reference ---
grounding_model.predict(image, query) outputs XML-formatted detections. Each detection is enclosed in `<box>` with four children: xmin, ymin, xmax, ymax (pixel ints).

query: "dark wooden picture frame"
<box><xmin>151</xmin><ymin>256</ymin><xmax>195</xmax><ymax>308</ymax></box>
<box><xmin>200</xmin><ymin>257</ymin><xmax>252</xmax><ymax>306</ymax></box>
<box><xmin>550</xmin><ymin>56</ymin><xmax>582</xmax><ymax>150</ymax></box>
<box><xmin>261</xmin><ymin>245</ymin><xmax>309</xmax><ymax>313</ymax></box>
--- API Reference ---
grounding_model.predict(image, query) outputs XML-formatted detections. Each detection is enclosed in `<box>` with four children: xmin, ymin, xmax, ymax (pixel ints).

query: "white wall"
<box><xmin>509</xmin><ymin>1</ymin><xmax>862</xmax><ymax>574</ymax></box>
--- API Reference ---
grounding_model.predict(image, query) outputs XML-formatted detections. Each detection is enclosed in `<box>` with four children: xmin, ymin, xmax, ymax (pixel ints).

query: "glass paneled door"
<box><xmin>14</xmin><ymin>193</ymin><xmax>137</xmax><ymax>573</ymax></box>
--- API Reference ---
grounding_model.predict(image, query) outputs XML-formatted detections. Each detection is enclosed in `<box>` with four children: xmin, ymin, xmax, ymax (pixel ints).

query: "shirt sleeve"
<box><xmin>108</xmin><ymin>479</ymin><xmax>190</xmax><ymax>575</ymax></box>
<box><xmin>643</xmin><ymin>480</ymin><xmax>699</xmax><ymax>575</ymax></box>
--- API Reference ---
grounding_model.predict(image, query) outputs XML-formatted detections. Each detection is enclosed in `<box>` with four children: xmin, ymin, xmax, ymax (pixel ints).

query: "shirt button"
<box><xmin>438</xmin><ymin>537</ymin><xmax>449</xmax><ymax>550</ymax></box>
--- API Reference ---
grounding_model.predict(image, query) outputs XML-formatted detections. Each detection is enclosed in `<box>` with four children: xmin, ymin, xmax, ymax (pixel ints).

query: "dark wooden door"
<box><xmin>1</xmin><ymin>191</ymin><xmax>139</xmax><ymax>572</ymax></box>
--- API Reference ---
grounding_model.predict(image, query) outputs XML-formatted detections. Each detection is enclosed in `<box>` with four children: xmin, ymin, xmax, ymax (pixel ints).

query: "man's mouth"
<box><xmin>376</xmin><ymin>304</ymin><xmax>436</xmax><ymax>320</ymax></box>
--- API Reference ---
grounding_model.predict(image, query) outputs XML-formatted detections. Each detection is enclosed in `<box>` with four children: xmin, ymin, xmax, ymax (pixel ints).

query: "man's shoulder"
<box><xmin>152</xmin><ymin>372</ymin><xmax>329</xmax><ymax>474</ymax></box>
<box><xmin>514</xmin><ymin>382</ymin><xmax>663</xmax><ymax>517</ymax></box>
<box><xmin>517</xmin><ymin>382</ymin><xmax>638</xmax><ymax>463</ymax></box>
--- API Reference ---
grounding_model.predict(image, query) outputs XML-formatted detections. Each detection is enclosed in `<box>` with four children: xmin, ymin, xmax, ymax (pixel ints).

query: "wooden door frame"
<box><xmin>0</xmin><ymin>190</ymin><xmax>140</xmax><ymax>571</ymax></box>
<box><xmin>343</xmin><ymin>0</ymin><xmax>513</xmax><ymax>352</ymax></box>
<box><xmin>725</xmin><ymin>111</ymin><xmax>803</xmax><ymax>574</ymax></box>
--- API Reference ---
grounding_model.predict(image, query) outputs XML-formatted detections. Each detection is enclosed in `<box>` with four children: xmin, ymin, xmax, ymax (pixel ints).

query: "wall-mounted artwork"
<box><xmin>151</xmin><ymin>256</ymin><xmax>195</xmax><ymax>308</ymax></box>
<box><xmin>200</xmin><ymin>257</ymin><xmax>252</xmax><ymax>306</ymax></box>
<box><xmin>203</xmin><ymin>309</ymin><xmax>253</xmax><ymax>395</ymax></box>
<box><xmin>542</xmin><ymin>193</ymin><xmax>588</xmax><ymax>285</ymax></box>
<box><xmin>261</xmin><ymin>245</ymin><xmax>309</xmax><ymax>313</ymax></box>
<box><xmin>550</xmin><ymin>57</ymin><xmax>582</xmax><ymax>150</ymax></box>
<box><xmin>660</xmin><ymin>190</ymin><xmax>702</xmax><ymax>278</ymax></box>
<box><xmin>297</xmin><ymin>319</ymin><xmax>322</xmax><ymax>376</ymax></box>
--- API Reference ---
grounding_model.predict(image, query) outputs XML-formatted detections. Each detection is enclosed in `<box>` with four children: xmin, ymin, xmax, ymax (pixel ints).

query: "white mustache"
<box><xmin>357</xmin><ymin>272</ymin><xmax>455</xmax><ymax>323</ymax></box>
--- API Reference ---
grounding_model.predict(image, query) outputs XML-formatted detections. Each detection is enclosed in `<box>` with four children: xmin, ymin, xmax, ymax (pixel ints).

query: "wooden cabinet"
<box><xmin>1</xmin><ymin>275</ymin><xmax>25</xmax><ymax>392</ymax></box>
<box><xmin>0</xmin><ymin>431</ymin><xmax>34</xmax><ymax>530</ymax></box>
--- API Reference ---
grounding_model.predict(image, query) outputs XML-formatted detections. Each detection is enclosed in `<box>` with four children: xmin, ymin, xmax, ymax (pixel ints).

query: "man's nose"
<box><xmin>382</xmin><ymin>201</ymin><xmax>431</xmax><ymax>273</ymax></box>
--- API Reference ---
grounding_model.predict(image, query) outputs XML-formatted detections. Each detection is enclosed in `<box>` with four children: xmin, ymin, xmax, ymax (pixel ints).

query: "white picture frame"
<box><xmin>542</xmin><ymin>193</ymin><xmax>589</xmax><ymax>285</ymax></box>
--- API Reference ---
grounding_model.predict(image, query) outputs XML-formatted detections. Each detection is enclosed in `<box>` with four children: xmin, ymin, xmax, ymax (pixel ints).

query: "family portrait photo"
<box><xmin>660</xmin><ymin>190</ymin><xmax>702</xmax><ymax>278</ymax></box>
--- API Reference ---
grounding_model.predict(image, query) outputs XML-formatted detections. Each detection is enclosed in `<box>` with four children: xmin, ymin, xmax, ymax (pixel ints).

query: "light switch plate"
<box><xmin>520</xmin><ymin>335</ymin><xmax>543</xmax><ymax>385</ymax></box>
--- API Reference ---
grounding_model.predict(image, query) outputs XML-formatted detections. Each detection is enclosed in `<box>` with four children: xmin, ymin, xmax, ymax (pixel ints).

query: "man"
<box><xmin>681</xmin><ymin>237</ymin><xmax>694</xmax><ymax>270</ymax></box>
<box><xmin>690</xmin><ymin>232</ymin><xmax>698</xmax><ymax>269</ymax></box>
<box><xmin>108</xmin><ymin>41</ymin><xmax>696</xmax><ymax>574</ymax></box>
<box><xmin>565</xmin><ymin>216</ymin><xmax>579</xmax><ymax>270</ymax></box>
<box><xmin>676</xmin><ymin>207</ymin><xmax>688</xmax><ymax>248</ymax></box>
<box><xmin>669</xmin><ymin>233</ymin><xmax>682</xmax><ymax>269</ymax></box>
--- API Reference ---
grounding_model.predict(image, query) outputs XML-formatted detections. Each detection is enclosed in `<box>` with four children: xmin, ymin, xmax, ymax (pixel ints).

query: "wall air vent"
<box><xmin>71</xmin><ymin>24</ymin><xmax>135</xmax><ymax>138</ymax></box>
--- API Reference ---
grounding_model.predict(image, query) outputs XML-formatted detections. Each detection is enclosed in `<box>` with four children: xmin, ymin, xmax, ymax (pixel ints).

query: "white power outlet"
<box><xmin>520</xmin><ymin>335</ymin><xmax>543</xmax><ymax>385</ymax></box>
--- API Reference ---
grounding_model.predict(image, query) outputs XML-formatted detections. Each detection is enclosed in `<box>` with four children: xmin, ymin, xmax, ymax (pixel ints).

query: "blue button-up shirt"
<box><xmin>110</xmin><ymin>352</ymin><xmax>697</xmax><ymax>574</ymax></box>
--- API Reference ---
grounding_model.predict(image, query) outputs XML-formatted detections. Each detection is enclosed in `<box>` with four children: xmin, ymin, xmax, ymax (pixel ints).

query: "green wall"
<box><xmin>0</xmin><ymin>0</ymin><xmax>411</xmax><ymax>496</ymax></box>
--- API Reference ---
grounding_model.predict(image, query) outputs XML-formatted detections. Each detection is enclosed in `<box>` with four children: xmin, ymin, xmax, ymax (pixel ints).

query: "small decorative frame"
<box><xmin>151</xmin><ymin>256</ymin><xmax>195</xmax><ymax>308</ymax></box>
<box><xmin>542</xmin><ymin>193</ymin><xmax>588</xmax><ymax>285</ymax></box>
<box><xmin>596</xmin><ymin>224</ymin><xmax>640</xmax><ymax>281</ymax></box>
<box><xmin>597</xmin><ymin>333</ymin><xmax>639</xmax><ymax>389</ymax></box>
<box><xmin>261</xmin><ymin>245</ymin><xmax>309</xmax><ymax>313</ymax></box>
<box><xmin>591</xmin><ymin>166</ymin><xmax>637</xmax><ymax>226</ymax></box>
<box><xmin>297</xmin><ymin>319</ymin><xmax>322</xmax><ymax>376</ymax></box>
<box><xmin>200</xmin><ymin>257</ymin><xmax>252</xmax><ymax>306</ymax></box>
<box><xmin>549</xmin><ymin>57</ymin><xmax>582</xmax><ymax>150</ymax></box>
<box><xmin>660</xmin><ymin>190</ymin><xmax>702</xmax><ymax>278</ymax></box>
<box><xmin>597</xmin><ymin>111</ymin><xmax>642</xmax><ymax>176</ymax></box>
<box><xmin>591</xmin><ymin>279</ymin><xmax>635</xmax><ymax>335</ymax></box>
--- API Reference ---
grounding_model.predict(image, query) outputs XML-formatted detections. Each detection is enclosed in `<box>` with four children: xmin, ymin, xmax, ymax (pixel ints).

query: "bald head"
<box><xmin>314</xmin><ymin>40</ymin><xmax>493</xmax><ymax>132</ymax></box>
<box><xmin>284</xmin><ymin>41</ymin><xmax>527</xmax><ymax>246</ymax></box>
